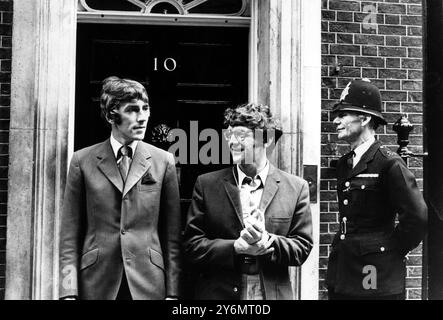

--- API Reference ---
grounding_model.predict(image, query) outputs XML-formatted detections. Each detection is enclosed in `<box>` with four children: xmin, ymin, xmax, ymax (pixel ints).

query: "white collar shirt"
<box><xmin>352</xmin><ymin>136</ymin><xmax>375</xmax><ymax>168</ymax></box>
<box><xmin>110</xmin><ymin>134</ymin><xmax>139</xmax><ymax>163</ymax></box>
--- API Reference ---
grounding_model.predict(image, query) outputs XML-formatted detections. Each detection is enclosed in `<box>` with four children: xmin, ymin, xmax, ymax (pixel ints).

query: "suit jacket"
<box><xmin>183</xmin><ymin>165</ymin><xmax>313</xmax><ymax>300</ymax></box>
<box><xmin>59</xmin><ymin>139</ymin><xmax>181</xmax><ymax>300</ymax></box>
<box><xmin>326</xmin><ymin>140</ymin><xmax>427</xmax><ymax>297</ymax></box>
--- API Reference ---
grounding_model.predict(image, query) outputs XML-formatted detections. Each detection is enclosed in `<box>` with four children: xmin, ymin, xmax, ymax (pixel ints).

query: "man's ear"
<box><xmin>105</xmin><ymin>113</ymin><xmax>113</xmax><ymax>125</ymax></box>
<box><xmin>106</xmin><ymin>110</ymin><xmax>119</xmax><ymax>125</ymax></box>
<box><xmin>361</xmin><ymin>115</ymin><xmax>371</xmax><ymax>127</ymax></box>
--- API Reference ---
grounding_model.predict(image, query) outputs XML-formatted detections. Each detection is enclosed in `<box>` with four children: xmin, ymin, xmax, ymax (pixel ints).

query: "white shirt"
<box><xmin>236</xmin><ymin>162</ymin><xmax>269</xmax><ymax>300</ymax></box>
<box><xmin>236</xmin><ymin>162</ymin><xmax>269</xmax><ymax>221</ymax></box>
<box><xmin>352</xmin><ymin>136</ymin><xmax>375</xmax><ymax>168</ymax></box>
<box><xmin>110</xmin><ymin>134</ymin><xmax>138</xmax><ymax>162</ymax></box>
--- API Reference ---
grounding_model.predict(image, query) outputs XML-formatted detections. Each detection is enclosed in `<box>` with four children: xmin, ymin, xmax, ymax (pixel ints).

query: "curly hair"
<box><xmin>223</xmin><ymin>103</ymin><xmax>282</xmax><ymax>142</ymax></box>
<box><xmin>100</xmin><ymin>76</ymin><xmax>149</xmax><ymax>124</ymax></box>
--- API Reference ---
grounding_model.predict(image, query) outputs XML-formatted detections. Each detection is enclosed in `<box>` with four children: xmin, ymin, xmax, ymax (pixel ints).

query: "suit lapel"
<box><xmin>259</xmin><ymin>164</ymin><xmax>280</xmax><ymax>215</ymax></box>
<box><xmin>123</xmin><ymin>142</ymin><xmax>152</xmax><ymax>197</ymax></box>
<box><xmin>346</xmin><ymin>140</ymin><xmax>381</xmax><ymax>179</ymax></box>
<box><xmin>97</xmin><ymin>140</ymin><xmax>124</xmax><ymax>194</ymax></box>
<box><xmin>223</xmin><ymin>168</ymin><xmax>244</xmax><ymax>227</ymax></box>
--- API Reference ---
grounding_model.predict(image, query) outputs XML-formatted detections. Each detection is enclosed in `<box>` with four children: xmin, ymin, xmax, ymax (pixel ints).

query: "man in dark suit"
<box><xmin>59</xmin><ymin>76</ymin><xmax>181</xmax><ymax>300</ymax></box>
<box><xmin>184</xmin><ymin>103</ymin><xmax>313</xmax><ymax>300</ymax></box>
<box><xmin>326</xmin><ymin>79</ymin><xmax>427</xmax><ymax>299</ymax></box>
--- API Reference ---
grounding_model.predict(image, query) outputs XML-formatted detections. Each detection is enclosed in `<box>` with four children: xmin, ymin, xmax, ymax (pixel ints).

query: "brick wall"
<box><xmin>0</xmin><ymin>0</ymin><xmax>12</xmax><ymax>300</ymax></box>
<box><xmin>321</xmin><ymin>0</ymin><xmax>424</xmax><ymax>299</ymax></box>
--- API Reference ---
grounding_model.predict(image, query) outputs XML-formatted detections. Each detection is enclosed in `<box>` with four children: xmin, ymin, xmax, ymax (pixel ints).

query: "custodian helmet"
<box><xmin>331</xmin><ymin>79</ymin><xmax>387</xmax><ymax>125</ymax></box>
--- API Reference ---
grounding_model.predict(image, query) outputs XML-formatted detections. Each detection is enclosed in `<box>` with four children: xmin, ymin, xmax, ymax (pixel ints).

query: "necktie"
<box><xmin>242</xmin><ymin>176</ymin><xmax>263</xmax><ymax>190</ymax></box>
<box><xmin>346</xmin><ymin>150</ymin><xmax>355</xmax><ymax>169</ymax></box>
<box><xmin>118</xmin><ymin>145</ymin><xmax>132</xmax><ymax>182</ymax></box>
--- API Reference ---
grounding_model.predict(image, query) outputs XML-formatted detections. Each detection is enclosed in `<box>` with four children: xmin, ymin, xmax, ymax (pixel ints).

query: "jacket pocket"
<box><xmin>359</xmin><ymin>237</ymin><xmax>400</xmax><ymax>256</ymax></box>
<box><xmin>269</xmin><ymin>217</ymin><xmax>291</xmax><ymax>223</ymax></box>
<box><xmin>80</xmin><ymin>248</ymin><xmax>99</xmax><ymax>271</ymax></box>
<box><xmin>138</xmin><ymin>183</ymin><xmax>161</xmax><ymax>192</ymax></box>
<box><xmin>333</xmin><ymin>237</ymin><xmax>405</xmax><ymax>296</ymax></box>
<box><xmin>149</xmin><ymin>248</ymin><xmax>165</xmax><ymax>271</ymax></box>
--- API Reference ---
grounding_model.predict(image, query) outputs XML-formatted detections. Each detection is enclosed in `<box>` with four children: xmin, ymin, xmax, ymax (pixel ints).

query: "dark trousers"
<box><xmin>116</xmin><ymin>272</ymin><xmax>133</xmax><ymax>300</ymax></box>
<box><xmin>328</xmin><ymin>289</ymin><xmax>405</xmax><ymax>300</ymax></box>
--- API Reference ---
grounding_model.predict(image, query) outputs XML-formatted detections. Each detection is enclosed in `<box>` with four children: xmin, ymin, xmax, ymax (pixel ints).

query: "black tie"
<box><xmin>242</xmin><ymin>176</ymin><xmax>263</xmax><ymax>190</ymax></box>
<box><xmin>346</xmin><ymin>150</ymin><xmax>355</xmax><ymax>169</ymax></box>
<box><xmin>118</xmin><ymin>145</ymin><xmax>132</xmax><ymax>182</ymax></box>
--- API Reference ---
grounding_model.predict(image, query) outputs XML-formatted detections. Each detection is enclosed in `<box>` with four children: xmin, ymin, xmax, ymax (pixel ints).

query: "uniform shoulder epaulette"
<box><xmin>379</xmin><ymin>145</ymin><xmax>397</xmax><ymax>158</ymax></box>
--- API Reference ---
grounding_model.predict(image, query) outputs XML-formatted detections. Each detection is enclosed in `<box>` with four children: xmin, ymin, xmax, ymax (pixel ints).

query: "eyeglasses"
<box><xmin>223</xmin><ymin>129</ymin><xmax>253</xmax><ymax>143</ymax></box>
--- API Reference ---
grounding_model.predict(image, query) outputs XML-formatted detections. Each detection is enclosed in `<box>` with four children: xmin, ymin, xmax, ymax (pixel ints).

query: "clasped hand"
<box><xmin>234</xmin><ymin>210</ymin><xmax>275</xmax><ymax>256</ymax></box>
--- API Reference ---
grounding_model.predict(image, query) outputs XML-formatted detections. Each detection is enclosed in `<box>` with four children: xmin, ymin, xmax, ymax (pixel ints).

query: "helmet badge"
<box><xmin>340</xmin><ymin>82</ymin><xmax>352</xmax><ymax>101</ymax></box>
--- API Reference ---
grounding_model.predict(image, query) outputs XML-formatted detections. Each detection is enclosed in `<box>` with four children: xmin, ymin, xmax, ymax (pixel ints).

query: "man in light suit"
<box><xmin>59</xmin><ymin>76</ymin><xmax>181</xmax><ymax>300</ymax></box>
<box><xmin>184</xmin><ymin>103</ymin><xmax>313</xmax><ymax>300</ymax></box>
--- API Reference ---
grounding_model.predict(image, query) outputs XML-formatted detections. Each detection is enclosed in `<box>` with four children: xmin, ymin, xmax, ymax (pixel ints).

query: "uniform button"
<box><xmin>233</xmin><ymin>287</ymin><xmax>238</xmax><ymax>293</ymax></box>
<box><xmin>121</xmin><ymin>229</ymin><xmax>126</xmax><ymax>235</ymax></box>
<box><xmin>380</xmin><ymin>246</ymin><xmax>385</xmax><ymax>252</ymax></box>
<box><xmin>340</xmin><ymin>234</ymin><xmax>345</xmax><ymax>240</ymax></box>
<box><xmin>361</xmin><ymin>185</ymin><xmax>366</xmax><ymax>190</ymax></box>
<box><xmin>345</xmin><ymin>181</ymin><xmax>350</xmax><ymax>187</ymax></box>
<box><xmin>343</xmin><ymin>199</ymin><xmax>349</xmax><ymax>205</ymax></box>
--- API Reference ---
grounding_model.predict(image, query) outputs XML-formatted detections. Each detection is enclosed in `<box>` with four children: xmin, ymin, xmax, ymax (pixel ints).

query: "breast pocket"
<box><xmin>266</xmin><ymin>217</ymin><xmax>292</xmax><ymax>235</ymax></box>
<box><xmin>138</xmin><ymin>182</ymin><xmax>161</xmax><ymax>192</ymax></box>
<box><xmin>348</xmin><ymin>177</ymin><xmax>380</xmax><ymax>207</ymax></box>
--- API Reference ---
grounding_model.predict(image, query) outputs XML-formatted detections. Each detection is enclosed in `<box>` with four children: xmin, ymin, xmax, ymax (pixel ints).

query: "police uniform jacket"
<box><xmin>326</xmin><ymin>140</ymin><xmax>427</xmax><ymax>297</ymax></box>
<box><xmin>59</xmin><ymin>139</ymin><xmax>181</xmax><ymax>299</ymax></box>
<box><xmin>183</xmin><ymin>165</ymin><xmax>313</xmax><ymax>300</ymax></box>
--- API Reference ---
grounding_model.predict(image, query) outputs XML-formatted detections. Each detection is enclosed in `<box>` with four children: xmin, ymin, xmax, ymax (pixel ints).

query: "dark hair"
<box><xmin>368</xmin><ymin>118</ymin><xmax>380</xmax><ymax>131</ymax></box>
<box><xmin>223</xmin><ymin>103</ymin><xmax>282</xmax><ymax>142</ymax></box>
<box><xmin>100</xmin><ymin>76</ymin><xmax>149</xmax><ymax>125</ymax></box>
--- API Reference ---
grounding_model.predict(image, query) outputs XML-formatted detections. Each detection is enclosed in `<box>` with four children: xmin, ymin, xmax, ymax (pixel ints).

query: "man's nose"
<box><xmin>333</xmin><ymin>116</ymin><xmax>340</xmax><ymax>124</ymax></box>
<box><xmin>137</xmin><ymin>111</ymin><xmax>149</xmax><ymax>122</ymax></box>
<box><xmin>228</xmin><ymin>134</ymin><xmax>239</xmax><ymax>145</ymax></box>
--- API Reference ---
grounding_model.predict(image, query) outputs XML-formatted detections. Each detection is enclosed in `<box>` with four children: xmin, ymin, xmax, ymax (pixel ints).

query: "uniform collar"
<box><xmin>352</xmin><ymin>135</ymin><xmax>375</xmax><ymax>166</ymax></box>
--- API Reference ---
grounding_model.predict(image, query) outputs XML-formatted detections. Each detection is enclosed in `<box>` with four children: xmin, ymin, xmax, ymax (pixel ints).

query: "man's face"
<box><xmin>225</xmin><ymin>126</ymin><xmax>266</xmax><ymax>165</ymax></box>
<box><xmin>333</xmin><ymin>111</ymin><xmax>364</xmax><ymax>143</ymax></box>
<box><xmin>110</xmin><ymin>99</ymin><xmax>150</xmax><ymax>144</ymax></box>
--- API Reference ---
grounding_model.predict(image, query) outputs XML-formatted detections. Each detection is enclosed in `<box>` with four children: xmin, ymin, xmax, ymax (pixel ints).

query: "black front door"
<box><xmin>76</xmin><ymin>22</ymin><xmax>248</xmax><ymax>206</ymax></box>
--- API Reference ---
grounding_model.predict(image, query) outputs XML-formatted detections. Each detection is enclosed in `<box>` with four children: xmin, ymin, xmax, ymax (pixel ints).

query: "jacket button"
<box><xmin>345</xmin><ymin>181</ymin><xmax>350</xmax><ymax>187</ymax></box>
<box><xmin>121</xmin><ymin>229</ymin><xmax>126</xmax><ymax>235</ymax></box>
<box><xmin>233</xmin><ymin>287</ymin><xmax>238</xmax><ymax>293</ymax></box>
<box><xmin>343</xmin><ymin>199</ymin><xmax>349</xmax><ymax>205</ymax></box>
<box><xmin>380</xmin><ymin>246</ymin><xmax>385</xmax><ymax>252</ymax></box>
<box><xmin>361</xmin><ymin>185</ymin><xmax>366</xmax><ymax>190</ymax></box>
<box><xmin>340</xmin><ymin>234</ymin><xmax>345</xmax><ymax>240</ymax></box>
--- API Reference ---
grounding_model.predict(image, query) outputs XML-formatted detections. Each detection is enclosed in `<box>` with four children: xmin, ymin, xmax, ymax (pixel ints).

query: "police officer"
<box><xmin>326</xmin><ymin>79</ymin><xmax>427</xmax><ymax>300</ymax></box>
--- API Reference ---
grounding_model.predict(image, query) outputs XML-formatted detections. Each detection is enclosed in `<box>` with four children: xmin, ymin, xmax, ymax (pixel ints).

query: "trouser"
<box><xmin>116</xmin><ymin>272</ymin><xmax>133</xmax><ymax>300</ymax></box>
